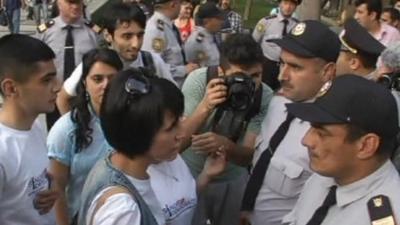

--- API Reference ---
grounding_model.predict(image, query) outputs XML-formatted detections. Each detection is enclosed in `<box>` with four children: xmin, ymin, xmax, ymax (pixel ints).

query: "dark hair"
<box><xmin>383</xmin><ymin>7</ymin><xmax>400</xmax><ymax>21</ymax></box>
<box><xmin>355</xmin><ymin>0</ymin><xmax>382</xmax><ymax>20</ymax></box>
<box><xmin>71</xmin><ymin>48</ymin><xmax>123</xmax><ymax>152</ymax></box>
<box><xmin>101</xmin><ymin>2</ymin><xmax>146</xmax><ymax>35</ymax></box>
<box><xmin>357</xmin><ymin>52</ymin><xmax>379</xmax><ymax>69</ymax></box>
<box><xmin>100</xmin><ymin>69</ymin><xmax>184</xmax><ymax>158</ymax></box>
<box><xmin>0</xmin><ymin>34</ymin><xmax>55</xmax><ymax>95</ymax></box>
<box><xmin>220</xmin><ymin>33</ymin><xmax>264</xmax><ymax>70</ymax></box>
<box><xmin>344</xmin><ymin>124</ymin><xmax>397</xmax><ymax>157</ymax></box>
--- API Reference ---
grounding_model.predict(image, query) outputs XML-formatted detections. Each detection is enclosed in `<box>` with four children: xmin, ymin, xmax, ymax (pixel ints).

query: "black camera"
<box><xmin>212</xmin><ymin>72</ymin><xmax>257</xmax><ymax>142</ymax></box>
<box><xmin>220</xmin><ymin>73</ymin><xmax>256</xmax><ymax>111</ymax></box>
<box><xmin>377</xmin><ymin>72</ymin><xmax>400</xmax><ymax>91</ymax></box>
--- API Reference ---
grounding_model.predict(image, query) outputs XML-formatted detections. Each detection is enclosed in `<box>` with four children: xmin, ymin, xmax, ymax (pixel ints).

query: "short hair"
<box><xmin>383</xmin><ymin>7</ymin><xmax>400</xmax><ymax>22</ymax></box>
<box><xmin>71</xmin><ymin>48</ymin><xmax>123</xmax><ymax>152</ymax></box>
<box><xmin>355</xmin><ymin>0</ymin><xmax>382</xmax><ymax>20</ymax></box>
<box><xmin>344</xmin><ymin>124</ymin><xmax>397</xmax><ymax>157</ymax></box>
<box><xmin>0</xmin><ymin>34</ymin><xmax>55</xmax><ymax>94</ymax></box>
<box><xmin>220</xmin><ymin>33</ymin><xmax>264</xmax><ymax>70</ymax></box>
<box><xmin>347</xmin><ymin>51</ymin><xmax>379</xmax><ymax>69</ymax></box>
<box><xmin>381</xmin><ymin>42</ymin><xmax>400</xmax><ymax>71</ymax></box>
<box><xmin>100</xmin><ymin>69</ymin><xmax>184</xmax><ymax>158</ymax></box>
<box><xmin>101</xmin><ymin>2</ymin><xmax>146</xmax><ymax>35</ymax></box>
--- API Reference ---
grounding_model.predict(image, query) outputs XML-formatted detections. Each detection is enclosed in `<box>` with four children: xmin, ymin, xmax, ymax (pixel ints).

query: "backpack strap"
<box><xmin>206</xmin><ymin>65</ymin><xmax>220</xmax><ymax>84</ymax></box>
<box><xmin>141</xmin><ymin>51</ymin><xmax>156</xmax><ymax>76</ymax></box>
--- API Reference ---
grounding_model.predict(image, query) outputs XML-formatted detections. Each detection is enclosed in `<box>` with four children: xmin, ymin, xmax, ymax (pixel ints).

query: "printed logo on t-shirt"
<box><xmin>162</xmin><ymin>197</ymin><xmax>196</xmax><ymax>222</ymax></box>
<box><xmin>27</xmin><ymin>169</ymin><xmax>50</xmax><ymax>208</ymax></box>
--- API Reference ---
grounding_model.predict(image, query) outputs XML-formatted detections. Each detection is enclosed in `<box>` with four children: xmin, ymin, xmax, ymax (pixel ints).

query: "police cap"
<box><xmin>272</xmin><ymin>20</ymin><xmax>340</xmax><ymax>62</ymax></box>
<box><xmin>340</xmin><ymin>18</ymin><xmax>385</xmax><ymax>57</ymax></box>
<box><xmin>278</xmin><ymin>0</ymin><xmax>302</xmax><ymax>5</ymax></box>
<box><xmin>287</xmin><ymin>75</ymin><xmax>399</xmax><ymax>139</ymax></box>
<box><xmin>197</xmin><ymin>2</ymin><xmax>224</xmax><ymax>19</ymax></box>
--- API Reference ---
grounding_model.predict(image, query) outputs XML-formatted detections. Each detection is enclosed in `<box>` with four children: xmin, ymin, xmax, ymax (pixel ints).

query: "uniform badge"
<box><xmin>368</xmin><ymin>195</ymin><xmax>396</xmax><ymax>225</ymax></box>
<box><xmin>152</xmin><ymin>38</ymin><xmax>165</xmax><ymax>52</ymax></box>
<box><xmin>37</xmin><ymin>20</ymin><xmax>55</xmax><ymax>33</ymax></box>
<box><xmin>291</xmin><ymin>22</ymin><xmax>306</xmax><ymax>36</ymax></box>
<box><xmin>256</xmin><ymin>23</ymin><xmax>265</xmax><ymax>33</ymax></box>
<box><xmin>197</xmin><ymin>51</ymin><xmax>207</xmax><ymax>62</ymax></box>
<box><xmin>156</xmin><ymin>19</ymin><xmax>164</xmax><ymax>31</ymax></box>
<box><xmin>316</xmin><ymin>80</ymin><xmax>332</xmax><ymax>98</ymax></box>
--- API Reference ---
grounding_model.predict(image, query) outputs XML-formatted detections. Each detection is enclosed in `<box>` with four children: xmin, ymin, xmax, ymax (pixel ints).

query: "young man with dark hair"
<box><xmin>354</xmin><ymin>0</ymin><xmax>400</xmax><ymax>46</ymax></box>
<box><xmin>381</xmin><ymin>7</ymin><xmax>400</xmax><ymax>30</ymax></box>
<box><xmin>180</xmin><ymin>33</ymin><xmax>274</xmax><ymax>225</ymax></box>
<box><xmin>336</xmin><ymin>18</ymin><xmax>385</xmax><ymax>80</ymax></box>
<box><xmin>283</xmin><ymin>75</ymin><xmax>400</xmax><ymax>225</ymax></box>
<box><xmin>0</xmin><ymin>34</ymin><xmax>60</xmax><ymax>225</ymax></box>
<box><xmin>58</xmin><ymin>2</ymin><xmax>176</xmax><ymax>114</ymax></box>
<box><xmin>252</xmin><ymin>0</ymin><xmax>301</xmax><ymax>91</ymax></box>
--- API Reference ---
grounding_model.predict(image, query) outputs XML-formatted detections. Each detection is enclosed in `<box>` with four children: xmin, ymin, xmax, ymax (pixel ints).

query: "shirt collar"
<box><xmin>56</xmin><ymin>16</ymin><xmax>85</xmax><ymax>29</ymax></box>
<box><xmin>374</xmin><ymin>23</ymin><xmax>389</xmax><ymax>41</ymax></box>
<box><xmin>196</xmin><ymin>26</ymin><xmax>213</xmax><ymax>38</ymax></box>
<box><xmin>335</xmin><ymin>160</ymin><xmax>393</xmax><ymax>207</ymax></box>
<box><xmin>154</xmin><ymin>11</ymin><xmax>173</xmax><ymax>27</ymax></box>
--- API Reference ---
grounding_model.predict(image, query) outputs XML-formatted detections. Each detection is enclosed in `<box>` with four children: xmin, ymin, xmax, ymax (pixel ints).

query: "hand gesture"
<box><xmin>199</xmin><ymin>78</ymin><xmax>227</xmax><ymax>112</ymax></box>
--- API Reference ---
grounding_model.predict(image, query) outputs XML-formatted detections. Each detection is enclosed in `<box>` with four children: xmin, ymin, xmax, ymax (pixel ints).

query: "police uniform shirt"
<box><xmin>142</xmin><ymin>11</ymin><xmax>186</xmax><ymax>86</ymax></box>
<box><xmin>252</xmin><ymin>12</ymin><xmax>298</xmax><ymax>62</ymax></box>
<box><xmin>250</xmin><ymin>95</ymin><xmax>313</xmax><ymax>225</ymax></box>
<box><xmin>184</xmin><ymin>26</ymin><xmax>220</xmax><ymax>67</ymax></box>
<box><xmin>282</xmin><ymin>161</ymin><xmax>400</xmax><ymax>225</ymax></box>
<box><xmin>36</xmin><ymin>16</ymin><xmax>99</xmax><ymax>81</ymax></box>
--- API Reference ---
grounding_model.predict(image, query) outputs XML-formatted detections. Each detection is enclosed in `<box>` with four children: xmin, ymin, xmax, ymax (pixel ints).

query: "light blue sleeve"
<box><xmin>47</xmin><ymin>113</ymin><xmax>76</xmax><ymax>166</ymax></box>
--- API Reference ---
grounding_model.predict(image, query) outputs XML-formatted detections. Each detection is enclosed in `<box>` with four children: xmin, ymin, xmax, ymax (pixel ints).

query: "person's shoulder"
<box><xmin>48</xmin><ymin>112</ymin><xmax>76</xmax><ymax>138</ymax></box>
<box><xmin>182</xmin><ymin>68</ymin><xmax>208</xmax><ymax>91</ymax></box>
<box><xmin>37</xmin><ymin>19</ymin><xmax>56</xmax><ymax>34</ymax></box>
<box><xmin>255</xmin><ymin>15</ymin><xmax>277</xmax><ymax>32</ymax></box>
<box><xmin>83</xmin><ymin>20</ymin><xmax>103</xmax><ymax>35</ymax></box>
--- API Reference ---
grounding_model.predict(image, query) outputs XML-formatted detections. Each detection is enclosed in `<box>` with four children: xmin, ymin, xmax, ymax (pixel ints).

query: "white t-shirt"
<box><xmin>87</xmin><ymin>156</ymin><xmax>197</xmax><ymax>225</ymax></box>
<box><xmin>63</xmin><ymin>51</ymin><xmax>177</xmax><ymax>96</ymax></box>
<box><xmin>0</xmin><ymin>122</ymin><xmax>56</xmax><ymax>225</ymax></box>
<box><xmin>87</xmin><ymin>174</ymin><xmax>165</xmax><ymax>225</ymax></box>
<box><xmin>148</xmin><ymin>156</ymin><xmax>197</xmax><ymax>225</ymax></box>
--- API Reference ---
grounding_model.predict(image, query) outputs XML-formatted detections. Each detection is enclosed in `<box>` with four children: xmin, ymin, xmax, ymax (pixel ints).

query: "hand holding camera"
<box><xmin>200</xmin><ymin>78</ymin><xmax>227</xmax><ymax>112</ymax></box>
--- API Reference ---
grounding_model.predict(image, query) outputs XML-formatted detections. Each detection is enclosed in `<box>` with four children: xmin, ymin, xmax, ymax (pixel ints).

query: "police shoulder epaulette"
<box><xmin>156</xmin><ymin>19</ymin><xmax>164</xmax><ymax>31</ymax></box>
<box><xmin>37</xmin><ymin>20</ymin><xmax>55</xmax><ymax>33</ymax></box>
<box><xmin>292</xmin><ymin>17</ymin><xmax>300</xmax><ymax>23</ymax></box>
<box><xmin>367</xmin><ymin>195</ymin><xmax>396</xmax><ymax>225</ymax></box>
<box><xmin>196</xmin><ymin>32</ymin><xmax>205</xmax><ymax>43</ymax></box>
<box><xmin>84</xmin><ymin>20</ymin><xmax>103</xmax><ymax>34</ymax></box>
<box><xmin>264</xmin><ymin>14</ymin><xmax>277</xmax><ymax>21</ymax></box>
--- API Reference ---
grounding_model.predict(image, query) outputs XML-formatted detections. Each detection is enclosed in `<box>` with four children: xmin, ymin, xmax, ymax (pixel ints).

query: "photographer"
<box><xmin>179</xmin><ymin>33</ymin><xmax>273</xmax><ymax>225</ymax></box>
<box><xmin>377</xmin><ymin>42</ymin><xmax>400</xmax><ymax>171</ymax></box>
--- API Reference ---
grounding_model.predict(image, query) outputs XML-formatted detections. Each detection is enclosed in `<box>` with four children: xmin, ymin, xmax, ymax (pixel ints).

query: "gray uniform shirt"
<box><xmin>36</xmin><ymin>16</ymin><xmax>99</xmax><ymax>81</ymax></box>
<box><xmin>283</xmin><ymin>161</ymin><xmax>400</xmax><ymax>225</ymax></box>
<box><xmin>252</xmin><ymin>13</ymin><xmax>298</xmax><ymax>62</ymax></box>
<box><xmin>184</xmin><ymin>26</ymin><xmax>220</xmax><ymax>67</ymax></box>
<box><xmin>142</xmin><ymin>12</ymin><xmax>186</xmax><ymax>87</ymax></box>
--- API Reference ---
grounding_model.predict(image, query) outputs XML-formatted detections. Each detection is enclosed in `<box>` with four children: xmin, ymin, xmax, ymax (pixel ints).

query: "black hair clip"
<box><xmin>125</xmin><ymin>75</ymin><xmax>151</xmax><ymax>98</ymax></box>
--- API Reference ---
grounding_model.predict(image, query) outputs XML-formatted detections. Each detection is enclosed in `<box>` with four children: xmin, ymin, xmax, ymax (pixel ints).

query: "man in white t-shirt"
<box><xmin>57</xmin><ymin>2</ymin><xmax>177</xmax><ymax>114</ymax></box>
<box><xmin>0</xmin><ymin>34</ymin><xmax>61</xmax><ymax>225</ymax></box>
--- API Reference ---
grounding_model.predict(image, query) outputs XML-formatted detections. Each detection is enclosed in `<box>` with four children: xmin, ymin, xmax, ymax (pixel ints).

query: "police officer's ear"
<box><xmin>0</xmin><ymin>78</ymin><xmax>18</xmax><ymax>98</ymax></box>
<box><xmin>355</xmin><ymin>133</ymin><xmax>380</xmax><ymax>160</ymax></box>
<box><xmin>348</xmin><ymin>56</ymin><xmax>361</xmax><ymax>71</ymax></box>
<box><xmin>320</xmin><ymin>62</ymin><xmax>336</xmax><ymax>83</ymax></box>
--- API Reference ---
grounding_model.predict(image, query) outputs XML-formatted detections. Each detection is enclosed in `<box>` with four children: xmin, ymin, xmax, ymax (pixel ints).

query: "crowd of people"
<box><xmin>1</xmin><ymin>0</ymin><xmax>400</xmax><ymax>225</ymax></box>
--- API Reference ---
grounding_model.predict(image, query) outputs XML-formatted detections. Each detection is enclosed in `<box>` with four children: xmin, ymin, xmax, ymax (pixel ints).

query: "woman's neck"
<box><xmin>110</xmin><ymin>152</ymin><xmax>151</xmax><ymax>180</ymax></box>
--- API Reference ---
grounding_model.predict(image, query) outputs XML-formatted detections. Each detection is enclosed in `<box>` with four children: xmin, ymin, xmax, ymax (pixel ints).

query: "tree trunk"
<box><xmin>243</xmin><ymin>0</ymin><xmax>253</xmax><ymax>21</ymax></box>
<box><xmin>296</xmin><ymin>0</ymin><xmax>321</xmax><ymax>21</ymax></box>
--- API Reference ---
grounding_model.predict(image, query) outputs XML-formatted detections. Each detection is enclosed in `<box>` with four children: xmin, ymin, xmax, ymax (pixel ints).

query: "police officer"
<box><xmin>142</xmin><ymin>0</ymin><xmax>199</xmax><ymax>87</ymax></box>
<box><xmin>283</xmin><ymin>75</ymin><xmax>400</xmax><ymax>225</ymax></box>
<box><xmin>252</xmin><ymin>0</ymin><xmax>300</xmax><ymax>91</ymax></box>
<box><xmin>36</xmin><ymin>0</ymin><xmax>99</xmax><ymax>128</ymax></box>
<box><xmin>184</xmin><ymin>2</ymin><xmax>223</xmax><ymax>67</ymax></box>
<box><xmin>240</xmin><ymin>21</ymin><xmax>340</xmax><ymax>225</ymax></box>
<box><xmin>336</xmin><ymin>18</ymin><xmax>385</xmax><ymax>80</ymax></box>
